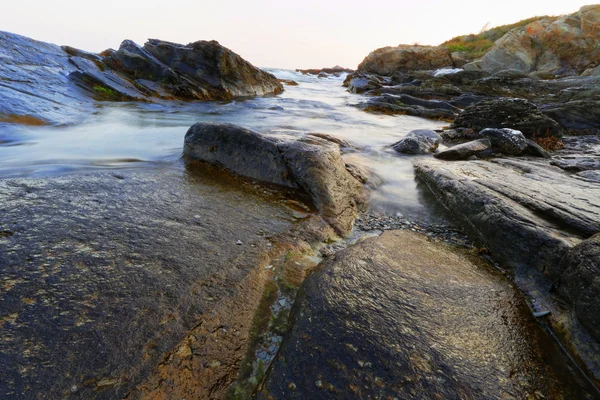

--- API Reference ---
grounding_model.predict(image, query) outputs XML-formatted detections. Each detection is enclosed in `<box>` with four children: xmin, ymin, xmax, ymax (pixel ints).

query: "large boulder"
<box><xmin>451</xmin><ymin>98</ymin><xmax>564</xmax><ymax>138</ymax></box>
<box><xmin>392</xmin><ymin>129</ymin><xmax>441</xmax><ymax>154</ymax></box>
<box><xmin>0</xmin><ymin>31</ymin><xmax>283</xmax><ymax>125</ymax></box>
<box><xmin>183</xmin><ymin>123</ymin><xmax>367</xmax><ymax>235</ymax></box>
<box><xmin>257</xmin><ymin>230</ymin><xmax>595</xmax><ymax>399</ymax></box>
<box><xmin>357</xmin><ymin>45</ymin><xmax>454</xmax><ymax>75</ymax></box>
<box><xmin>465</xmin><ymin>5</ymin><xmax>600</xmax><ymax>76</ymax></box>
<box><xmin>559</xmin><ymin>234</ymin><xmax>600</xmax><ymax>344</ymax></box>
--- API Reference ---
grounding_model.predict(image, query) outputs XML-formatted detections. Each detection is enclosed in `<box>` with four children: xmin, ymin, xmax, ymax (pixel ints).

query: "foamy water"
<box><xmin>0</xmin><ymin>69</ymin><xmax>444</xmax><ymax>218</ymax></box>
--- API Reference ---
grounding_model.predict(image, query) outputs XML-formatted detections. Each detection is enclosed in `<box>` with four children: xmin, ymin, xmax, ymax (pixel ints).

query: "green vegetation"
<box><xmin>93</xmin><ymin>84</ymin><xmax>118</xmax><ymax>99</ymax></box>
<box><xmin>441</xmin><ymin>15</ymin><xmax>557</xmax><ymax>58</ymax></box>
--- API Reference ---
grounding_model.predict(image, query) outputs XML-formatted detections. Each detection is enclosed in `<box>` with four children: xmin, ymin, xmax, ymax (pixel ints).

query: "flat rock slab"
<box><xmin>415</xmin><ymin>158</ymin><xmax>600</xmax><ymax>279</ymax></box>
<box><xmin>258</xmin><ymin>231</ymin><xmax>595</xmax><ymax>399</ymax></box>
<box><xmin>0</xmin><ymin>165</ymin><xmax>301</xmax><ymax>399</ymax></box>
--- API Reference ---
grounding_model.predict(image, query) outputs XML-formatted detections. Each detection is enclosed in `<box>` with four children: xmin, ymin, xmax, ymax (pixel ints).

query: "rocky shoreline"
<box><xmin>1</xmin><ymin>4</ymin><xmax>600</xmax><ymax>399</ymax></box>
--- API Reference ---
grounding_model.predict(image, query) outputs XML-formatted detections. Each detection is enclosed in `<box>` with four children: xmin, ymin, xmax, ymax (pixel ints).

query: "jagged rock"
<box><xmin>392</xmin><ymin>129</ymin><xmax>441</xmax><ymax>154</ymax></box>
<box><xmin>452</xmin><ymin>98</ymin><xmax>564</xmax><ymax>138</ymax></box>
<box><xmin>357</xmin><ymin>45</ymin><xmax>454</xmax><ymax>75</ymax></box>
<box><xmin>357</xmin><ymin>93</ymin><xmax>458</xmax><ymax>120</ymax></box>
<box><xmin>559</xmin><ymin>234</ymin><xmax>600</xmax><ymax>344</ymax></box>
<box><xmin>183</xmin><ymin>123</ymin><xmax>367</xmax><ymax>235</ymax></box>
<box><xmin>479</xmin><ymin>128</ymin><xmax>527</xmax><ymax>155</ymax></box>
<box><xmin>464</xmin><ymin>6</ymin><xmax>600</xmax><ymax>76</ymax></box>
<box><xmin>344</xmin><ymin>74</ymin><xmax>383</xmax><ymax>94</ymax></box>
<box><xmin>0</xmin><ymin>31</ymin><xmax>283</xmax><ymax>125</ymax></box>
<box><xmin>258</xmin><ymin>230</ymin><xmax>595</xmax><ymax>399</ymax></box>
<box><xmin>434</xmin><ymin>138</ymin><xmax>491</xmax><ymax>160</ymax></box>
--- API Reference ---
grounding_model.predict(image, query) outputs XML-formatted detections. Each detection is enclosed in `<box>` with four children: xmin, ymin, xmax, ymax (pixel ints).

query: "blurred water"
<box><xmin>0</xmin><ymin>69</ymin><xmax>443</xmax><ymax>218</ymax></box>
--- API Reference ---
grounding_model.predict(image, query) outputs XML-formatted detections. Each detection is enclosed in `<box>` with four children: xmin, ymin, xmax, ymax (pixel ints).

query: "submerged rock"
<box><xmin>452</xmin><ymin>98</ymin><xmax>564</xmax><ymax>138</ymax></box>
<box><xmin>183</xmin><ymin>123</ymin><xmax>367</xmax><ymax>235</ymax></box>
<box><xmin>258</xmin><ymin>231</ymin><xmax>595</xmax><ymax>399</ymax></box>
<box><xmin>434</xmin><ymin>138</ymin><xmax>491</xmax><ymax>160</ymax></box>
<box><xmin>392</xmin><ymin>129</ymin><xmax>441</xmax><ymax>154</ymax></box>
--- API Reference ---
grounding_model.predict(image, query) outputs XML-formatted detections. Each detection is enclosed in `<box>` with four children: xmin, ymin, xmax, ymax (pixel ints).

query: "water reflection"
<box><xmin>0</xmin><ymin>69</ymin><xmax>443</xmax><ymax>218</ymax></box>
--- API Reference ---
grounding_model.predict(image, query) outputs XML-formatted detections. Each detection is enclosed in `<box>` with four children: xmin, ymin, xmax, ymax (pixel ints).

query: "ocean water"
<box><xmin>0</xmin><ymin>69</ymin><xmax>443</xmax><ymax>218</ymax></box>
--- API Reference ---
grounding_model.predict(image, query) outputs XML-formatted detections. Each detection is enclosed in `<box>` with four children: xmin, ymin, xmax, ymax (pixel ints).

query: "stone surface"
<box><xmin>464</xmin><ymin>6</ymin><xmax>600</xmax><ymax>76</ymax></box>
<box><xmin>551</xmin><ymin>157</ymin><xmax>600</xmax><ymax>172</ymax></box>
<box><xmin>452</xmin><ymin>98</ymin><xmax>564</xmax><ymax>138</ymax></box>
<box><xmin>357</xmin><ymin>93</ymin><xmax>458</xmax><ymax>120</ymax></box>
<box><xmin>392</xmin><ymin>129</ymin><xmax>441</xmax><ymax>154</ymax></box>
<box><xmin>479</xmin><ymin>127</ymin><xmax>527</xmax><ymax>155</ymax></box>
<box><xmin>559</xmin><ymin>234</ymin><xmax>600</xmax><ymax>344</ymax></box>
<box><xmin>434</xmin><ymin>138</ymin><xmax>491</xmax><ymax>160</ymax></box>
<box><xmin>541</xmin><ymin>100</ymin><xmax>600</xmax><ymax>135</ymax></box>
<box><xmin>0</xmin><ymin>31</ymin><xmax>283</xmax><ymax>126</ymax></box>
<box><xmin>183</xmin><ymin>123</ymin><xmax>367</xmax><ymax>235</ymax></box>
<box><xmin>257</xmin><ymin>231</ymin><xmax>596</xmax><ymax>399</ymax></box>
<box><xmin>357</xmin><ymin>45</ymin><xmax>454</xmax><ymax>75</ymax></box>
<box><xmin>0</xmin><ymin>164</ymin><xmax>330</xmax><ymax>400</ymax></box>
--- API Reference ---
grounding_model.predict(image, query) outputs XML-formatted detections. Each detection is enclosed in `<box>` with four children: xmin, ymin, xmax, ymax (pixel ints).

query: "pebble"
<box><xmin>236</xmin><ymin>240</ymin><xmax>243</xmax><ymax>245</ymax></box>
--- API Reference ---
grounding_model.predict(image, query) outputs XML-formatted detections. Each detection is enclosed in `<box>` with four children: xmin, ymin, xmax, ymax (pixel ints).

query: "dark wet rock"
<box><xmin>479</xmin><ymin>128</ymin><xmax>527</xmax><ymax>155</ymax></box>
<box><xmin>258</xmin><ymin>231</ymin><xmax>596</xmax><ymax>399</ymax></box>
<box><xmin>559</xmin><ymin>234</ymin><xmax>600</xmax><ymax>344</ymax></box>
<box><xmin>416</xmin><ymin>158</ymin><xmax>600</xmax><ymax>278</ymax></box>
<box><xmin>415</xmin><ymin>158</ymin><xmax>600</xmax><ymax>382</ymax></box>
<box><xmin>357</xmin><ymin>45</ymin><xmax>454</xmax><ymax>75</ymax></box>
<box><xmin>183</xmin><ymin>123</ymin><xmax>367</xmax><ymax>235</ymax></box>
<box><xmin>523</xmin><ymin>139</ymin><xmax>550</xmax><ymax>158</ymax></box>
<box><xmin>434</xmin><ymin>138</ymin><xmax>491</xmax><ymax>160</ymax></box>
<box><xmin>0</xmin><ymin>31</ymin><xmax>283</xmax><ymax>125</ymax></box>
<box><xmin>439</xmin><ymin>128</ymin><xmax>479</xmax><ymax>144</ymax></box>
<box><xmin>540</xmin><ymin>100</ymin><xmax>600</xmax><ymax>135</ymax></box>
<box><xmin>551</xmin><ymin>158</ymin><xmax>600</xmax><ymax>172</ymax></box>
<box><xmin>391</xmin><ymin>129</ymin><xmax>441</xmax><ymax>154</ymax></box>
<box><xmin>449</xmin><ymin>93</ymin><xmax>488</xmax><ymax>108</ymax></box>
<box><xmin>0</xmin><ymin>166</ymin><xmax>335</xmax><ymax>400</ymax></box>
<box><xmin>344</xmin><ymin>74</ymin><xmax>383</xmax><ymax>94</ymax></box>
<box><xmin>357</xmin><ymin>93</ymin><xmax>458</xmax><ymax>120</ymax></box>
<box><xmin>452</xmin><ymin>98</ymin><xmax>564</xmax><ymax>138</ymax></box>
<box><xmin>142</xmin><ymin>39</ymin><xmax>283</xmax><ymax>100</ymax></box>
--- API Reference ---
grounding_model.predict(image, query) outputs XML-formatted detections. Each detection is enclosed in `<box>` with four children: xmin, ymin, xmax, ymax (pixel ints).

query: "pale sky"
<box><xmin>1</xmin><ymin>1</ymin><xmax>594</xmax><ymax>69</ymax></box>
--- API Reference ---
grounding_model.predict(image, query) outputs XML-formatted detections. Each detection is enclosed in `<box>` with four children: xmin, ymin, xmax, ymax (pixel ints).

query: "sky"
<box><xmin>0</xmin><ymin>0</ymin><xmax>594</xmax><ymax>69</ymax></box>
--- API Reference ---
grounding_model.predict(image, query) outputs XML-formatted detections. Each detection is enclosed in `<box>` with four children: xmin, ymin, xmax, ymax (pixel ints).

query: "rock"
<box><xmin>0</xmin><ymin>167</ymin><xmax>334</xmax><ymax>400</ymax></box>
<box><xmin>540</xmin><ymin>100</ymin><xmax>600</xmax><ymax>135</ymax></box>
<box><xmin>357</xmin><ymin>93</ymin><xmax>458</xmax><ymax>120</ymax></box>
<box><xmin>434</xmin><ymin>138</ymin><xmax>491</xmax><ymax>160</ymax></box>
<box><xmin>344</xmin><ymin>74</ymin><xmax>383</xmax><ymax>94</ymax></box>
<box><xmin>278</xmin><ymin>79</ymin><xmax>299</xmax><ymax>86</ymax></box>
<box><xmin>449</xmin><ymin>93</ymin><xmax>488</xmax><ymax>108</ymax></box>
<box><xmin>258</xmin><ymin>231</ymin><xmax>595</xmax><ymax>399</ymax></box>
<box><xmin>183</xmin><ymin>123</ymin><xmax>367</xmax><ymax>235</ymax></box>
<box><xmin>142</xmin><ymin>39</ymin><xmax>283</xmax><ymax>100</ymax></box>
<box><xmin>415</xmin><ymin>158</ymin><xmax>600</xmax><ymax>278</ymax></box>
<box><xmin>523</xmin><ymin>139</ymin><xmax>550</xmax><ymax>158</ymax></box>
<box><xmin>357</xmin><ymin>45</ymin><xmax>454</xmax><ymax>75</ymax></box>
<box><xmin>296</xmin><ymin>66</ymin><xmax>354</xmax><ymax>76</ymax></box>
<box><xmin>439</xmin><ymin>128</ymin><xmax>479</xmax><ymax>144</ymax></box>
<box><xmin>452</xmin><ymin>98</ymin><xmax>564</xmax><ymax>138</ymax></box>
<box><xmin>559</xmin><ymin>234</ymin><xmax>600</xmax><ymax>344</ymax></box>
<box><xmin>479</xmin><ymin>128</ymin><xmax>527</xmax><ymax>155</ymax></box>
<box><xmin>551</xmin><ymin>158</ymin><xmax>600</xmax><ymax>172</ymax></box>
<box><xmin>464</xmin><ymin>6</ymin><xmax>600</xmax><ymax>76</ymax></box>
<box><xmin>392</xmin><ymin>129</ymin><xmax>441</xmax><ymax>154</ymax></box>
<box><xmin>0</xmin><ymin>32</ymin><xmax>284</xmax><ymax>125</ymax></box>
<box><xmin>577</xmin><ymin>170</ymin><xmax>600</xmax><ymax>182</ymax></box>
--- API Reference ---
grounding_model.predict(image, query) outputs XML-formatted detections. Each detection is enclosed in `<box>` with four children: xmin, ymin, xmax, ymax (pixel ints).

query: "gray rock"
<box><xmin>551</xmin><ymin>158</ymin><xmax>600</xmax><ymax>172</ymax></box>
<box><xmin>577</xmin><ymin>170</ymin><xmax>600</xmax><ymax>182</ymax></box>
<box><xmin>183</xmin><ymin>123</ymin><xmax>367</xmax><ymax>235</ymax></box>
<box><xmin>392</xmin><ymin>129</ymin><xmax>442</xmax><ymax>154</ymax></box>
<box><xmin>541</xmin><ymin>100</ymin><xmax>600</xmax><ymax>135</ymax></box>
<box><xmin>258</xmin><ymin>231</ymin><xmax>595</xmax><ymax>399</ymax></box>
<box><xmin>479</xmin><ymin>128</ymin><xmax>527</xmax><ymax>155</ymax></box>
<box><xmin>559</xmin><ymin>234</ymin><xmax>600</xmax><ymax>344</ymax></box>
<box><xmin>357</xmin><ymin>93</ymin><xmax>458</xmax><ymax>120</ymax></box>
<box><xmin>434</xmin><ymin>138</ymin><xmax>491</xmax><ymax>160</ymax></box>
